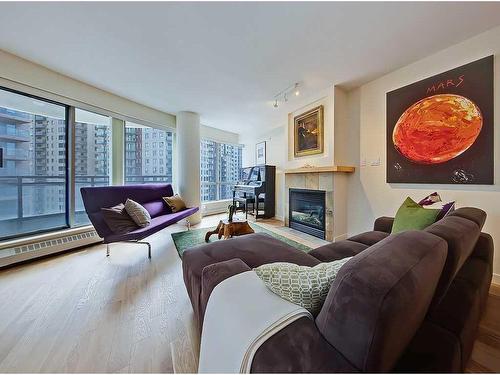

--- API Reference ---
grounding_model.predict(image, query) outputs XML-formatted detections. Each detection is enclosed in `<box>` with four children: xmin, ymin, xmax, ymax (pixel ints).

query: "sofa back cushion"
<box><xmin>81</xmin><ymin>183</ymin><xmax>174</xmax><ymax>238</ymax></box>
<box><xmin>424</xmin><ymin>207</ymin><xmax>485</xmax><ymax>310</ymax></box>
<box><xmin>315</xmin><ymin>231</ymin><xmax>447</xmax><ymax>372</ymax></box>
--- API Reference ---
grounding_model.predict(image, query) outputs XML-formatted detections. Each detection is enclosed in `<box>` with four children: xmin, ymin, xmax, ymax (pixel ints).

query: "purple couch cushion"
<box><xmin>142</xmin><ymin>199</ymin><xmax>170</xmax><ymax>218</ymax></box>
<box><xmin>104</xmin><ymin>207</ymin><xmax>199</xmax><ymax>243</ymax></box>
<box><xmin>347</xmin><ymin>230</ymin><xmax>389</xmax><ymax>246</ymax></box>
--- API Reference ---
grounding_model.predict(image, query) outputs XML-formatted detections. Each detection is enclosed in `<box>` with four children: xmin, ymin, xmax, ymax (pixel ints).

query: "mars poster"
<box><xmin>386</xmin><ymin>56</ymin><xmax>494</xmax><ymax>184</ymax></box>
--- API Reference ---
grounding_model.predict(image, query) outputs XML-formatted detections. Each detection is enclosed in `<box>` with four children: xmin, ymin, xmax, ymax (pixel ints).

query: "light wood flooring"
<box><xmin>0</xmin><ymin>214</ymin><xmax>498</xmax><ymax>373</ymax></box>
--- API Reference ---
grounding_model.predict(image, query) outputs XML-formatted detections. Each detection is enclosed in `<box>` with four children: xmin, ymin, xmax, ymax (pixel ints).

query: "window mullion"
<box><xmin>67</xmin><ymin>106</ymin><xmax>76</xmax><ymax>227</ymax></box>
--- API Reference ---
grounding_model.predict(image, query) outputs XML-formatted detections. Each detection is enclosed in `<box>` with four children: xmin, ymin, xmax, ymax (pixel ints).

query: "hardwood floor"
<box><xmin>0</xmin><ymin>214</ymin><xmax>498</xmax><ymax>373</ymax></box>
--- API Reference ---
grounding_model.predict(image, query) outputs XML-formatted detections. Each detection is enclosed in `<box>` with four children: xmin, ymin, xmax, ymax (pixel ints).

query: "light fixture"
<box><xmin>272</xmin><ymin>82</ymin><xmax>301</xmax><ymax>109</ymax></box>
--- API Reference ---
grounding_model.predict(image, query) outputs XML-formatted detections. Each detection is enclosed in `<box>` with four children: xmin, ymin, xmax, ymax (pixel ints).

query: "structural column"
<box><xmin>176</xmin><ymin>111</ymin><xmax>202</xmax><ymax>224</ymax></box>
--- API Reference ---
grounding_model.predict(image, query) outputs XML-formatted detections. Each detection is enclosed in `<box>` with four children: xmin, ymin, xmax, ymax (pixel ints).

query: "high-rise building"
<box><xmin>125</xmin><ymin>124</ymin><xmax>173</xmax><ymax>184</ymax></box>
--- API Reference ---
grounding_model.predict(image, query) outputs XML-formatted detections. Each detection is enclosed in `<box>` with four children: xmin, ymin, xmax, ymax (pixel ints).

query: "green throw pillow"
<box><xmin>391</xmin><ymin>197</ymin><xmax>440</xmax><ymax>234</ymax></box>
<box><xmin>254</xmin><ymin>257</ymin><xmax>352</xmax><ymax>315</ymax></box>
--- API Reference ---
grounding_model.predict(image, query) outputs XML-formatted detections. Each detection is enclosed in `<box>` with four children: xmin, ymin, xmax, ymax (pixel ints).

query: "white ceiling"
<box><xmin>0</xmin><ymin>2</ymin><xmax>500</xmax><ymax>136</ymax></box>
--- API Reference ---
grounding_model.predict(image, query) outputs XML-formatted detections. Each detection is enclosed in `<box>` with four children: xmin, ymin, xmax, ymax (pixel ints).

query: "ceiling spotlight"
<box><xmin>272</xmin><ymin>82</ymin><xmax>300</xmax><ymax>108</ymax></box>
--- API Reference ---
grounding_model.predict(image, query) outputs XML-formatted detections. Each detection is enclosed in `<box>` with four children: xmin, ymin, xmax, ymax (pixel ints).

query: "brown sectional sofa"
<box><xmin>182</xmin><ymin>207</ymin><xmax>493</xmax><ymax>372</ymax></box>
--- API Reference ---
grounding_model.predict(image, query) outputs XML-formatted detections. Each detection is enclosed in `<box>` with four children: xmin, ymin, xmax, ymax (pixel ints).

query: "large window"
<box><xmin>124</xmin><ymin>122</ymin><xmax>173</xmax><ymax>184</ymax></box>
<box><xmin>0</xmin><ymin>88</ymin><xmax>68</xmax><ymax>239</ymax></box>
<box><xmin>200</xmin><ymin>139</ymin><xmax>242</xmax><ymax>202</ymax></box>
<box><xmin>74</xmin><ymin>109</ymin><xmax>112</xmax><ymax>226</ymax></box>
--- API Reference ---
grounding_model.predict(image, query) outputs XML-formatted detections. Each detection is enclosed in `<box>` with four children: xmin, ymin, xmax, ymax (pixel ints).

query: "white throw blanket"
<box><xmin>198</xmin><ymin>270</ymin><xmax>312</xmax><ymax>373</ymax></box>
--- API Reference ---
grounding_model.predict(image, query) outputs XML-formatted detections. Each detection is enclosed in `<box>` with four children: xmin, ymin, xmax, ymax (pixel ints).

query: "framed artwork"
<box><xmin>294</xmin><ymin>105</ymin><xmax>324</xmax><ymax>157</ymax></box>
<box><xmin>256</xmin><ymin>141</ymin><xmax>266</xmax><ymax>165</ymax></box>
<box><xmin>387</xmin><ymin>55</ymin><xmax>494</xmax><ymax>184</ymax></box>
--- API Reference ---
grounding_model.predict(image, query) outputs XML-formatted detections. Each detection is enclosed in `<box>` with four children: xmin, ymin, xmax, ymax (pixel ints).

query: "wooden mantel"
<box><xmin>284</xmin><ymin>165</ymin><xmax>355</xmax><ymax>174</ymax></box>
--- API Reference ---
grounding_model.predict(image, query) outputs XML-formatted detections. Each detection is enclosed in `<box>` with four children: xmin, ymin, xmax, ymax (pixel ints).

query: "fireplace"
<box><xmin>289</xmin><ymin>188</ymin><xmax>326</xmax><ymax>239</ymax></box>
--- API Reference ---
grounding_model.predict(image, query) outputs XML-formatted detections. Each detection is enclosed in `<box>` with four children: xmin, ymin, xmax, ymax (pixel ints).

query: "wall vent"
<box><xmin>0</xmin><ymin>229</ymin><xmax>101</xmax><ymax>267</ymax></box>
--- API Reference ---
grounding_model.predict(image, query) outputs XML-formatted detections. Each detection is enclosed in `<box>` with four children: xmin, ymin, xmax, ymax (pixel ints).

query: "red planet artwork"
<box><xmin>386</xmin><ymin>56</ymin><xmax>493</xmax><ymax>184</ymax></box>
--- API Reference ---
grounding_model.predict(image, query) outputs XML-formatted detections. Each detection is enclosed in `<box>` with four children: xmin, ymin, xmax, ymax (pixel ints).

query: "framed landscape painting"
<box><xmin>294</xmin><ymin>105</ymin><xmax>324</xmax><ymax>157</ymax></box>
<box><xmin>386</xmin><ymin>56</ymin><xmax>494</xmax><ymax>184</ymax></box>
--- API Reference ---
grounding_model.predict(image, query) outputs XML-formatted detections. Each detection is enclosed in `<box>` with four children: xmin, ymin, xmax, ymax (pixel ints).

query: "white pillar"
<box><xmin>177</xmin><ymin>111</ymin><xmax>202</xmax><ymax>224</ymax></box>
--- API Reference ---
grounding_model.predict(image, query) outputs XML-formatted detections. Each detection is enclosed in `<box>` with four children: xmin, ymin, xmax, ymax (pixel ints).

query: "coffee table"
<box><xmin>204</xmin><ymin>219</ymin><xmax>255</xmax><ymax>242</ymax></box>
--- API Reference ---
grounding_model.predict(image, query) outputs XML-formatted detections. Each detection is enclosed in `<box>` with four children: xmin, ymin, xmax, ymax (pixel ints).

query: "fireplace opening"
<box><xmin>289</xmin><ymin>188</ymin><xmax>326</xmax><ymax>239</ymax></box>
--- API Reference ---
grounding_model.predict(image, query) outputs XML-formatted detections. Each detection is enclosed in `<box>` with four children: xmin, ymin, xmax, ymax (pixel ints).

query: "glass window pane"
<box><xmin>124</xmin><ymin>122</ymin><xmax>173</xmax><ymax>184</ymax></box>
<box><xmin>200</xmin><ymin>139</ymin><xmax>242</xmax><ymax>202</ymax></box>
<box><xmin>74</xmin><ymin>108</ymin><xmax>112</xmax><ymax>226</ymax></box>
<box><xmin>0</xmin><ymin>88</ymin><xmax>67</xmax><ymax>239</ymax></box>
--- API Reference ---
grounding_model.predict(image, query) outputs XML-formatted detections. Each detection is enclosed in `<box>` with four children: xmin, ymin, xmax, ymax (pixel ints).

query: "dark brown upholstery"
<box><xmin>251</xmin><ymin>317</ymin><xmax>357</xmax><ymax>373</ymax></box>
<box><xmin>425</xmin><ymin>208</ymin><xmax>485</xmax><ymax>310</ymax></box>
<box><xmin>308</xmin><ymin>240</ymin><xmax>368</xmax><ymax>262</ymax></box>
<box><xmin>181</xmin><ymin>206</ymin><xmax>492</xmax><ymax>373</ymax></box>
<box><xmin>346</xmin><ymin>230</ymin><xmax>390</xmax><ymax>246</ymax></box>
<box><xmin>182</xmin><ymin>233</ymin><xmax>319</xmax><ymax>327</ymax></box>
<box><xmin>315</xmin><ymin>231</ymin><xmax>447</xmax><ymax>372</ymax></box>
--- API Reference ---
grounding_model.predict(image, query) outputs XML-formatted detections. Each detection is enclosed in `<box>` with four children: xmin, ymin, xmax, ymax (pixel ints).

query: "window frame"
<box><xmin>0</xmin><ymin>85</ymin><xmax>70</xmax><ymax>241</ymax></box>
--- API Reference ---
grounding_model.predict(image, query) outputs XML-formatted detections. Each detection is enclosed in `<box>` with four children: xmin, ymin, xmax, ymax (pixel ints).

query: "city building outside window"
<box><xmin>0</xmin><ymin>88</ymin><xmax>67</xmax><ymax>239</ymax></box>
<box><xmin>124</xmin><ymin>122</ymin><xmax>173</xmax><ymax>185</ymax></box>
<box><xmin>74</xmin><ymin>109</ymin><xmax>112</xmax><ymax>226</ymax></box>
<box><xmin>200</xmin><ymin>139</ymin><xmax>242</xmax><ymax>202</ymax></box>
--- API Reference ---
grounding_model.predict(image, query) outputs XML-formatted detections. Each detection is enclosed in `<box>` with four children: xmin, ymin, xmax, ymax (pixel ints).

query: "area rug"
<box><xmin>171</xmin><ymin>222</ymin><xmax>311</xmax><ymax>258</ymax></box>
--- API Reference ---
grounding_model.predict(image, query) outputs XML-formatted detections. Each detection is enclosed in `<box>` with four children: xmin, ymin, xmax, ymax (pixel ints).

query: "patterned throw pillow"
<box><xmin>163</xmin><ymin>194</ymin><xmax>187</xmax><ymax>213</ymax></box>
<box><xmin>124</xmin><ymin>199</ymin><xmax>151</xmax><ymax>228</ymax></box>
<box><xmin>254</xmin><ymin>257</ymin><xmax>352</xmax><ymax>315</ymax></box>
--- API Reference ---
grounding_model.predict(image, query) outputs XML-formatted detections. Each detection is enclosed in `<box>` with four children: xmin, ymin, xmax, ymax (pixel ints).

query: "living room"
<box><xmin>0</xmin><ymin>2</ymin><xmax>499</xmax><ymax>374</ymax></box>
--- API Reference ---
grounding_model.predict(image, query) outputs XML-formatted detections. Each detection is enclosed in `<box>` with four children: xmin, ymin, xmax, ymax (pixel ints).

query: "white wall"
<box><xmin>347</xmin><ymin>25</ymin><xmax>500</xmax><ymax>281</ymax></box>
<box><xmin>0</xmin><ymin>49</ymin><xmax>175</xmax><ymax>129</ymax></box>
<box><xmin>242</xmin><ymin>86</ymin><xmax>353</xmax><ymax>222</ymax></box>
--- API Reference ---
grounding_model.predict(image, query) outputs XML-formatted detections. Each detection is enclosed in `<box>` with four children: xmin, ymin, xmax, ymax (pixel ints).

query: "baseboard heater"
<box><xmin>0</xmin><ymin>229</ymin><xmax>101</xmax><ymax>268</ymax></box>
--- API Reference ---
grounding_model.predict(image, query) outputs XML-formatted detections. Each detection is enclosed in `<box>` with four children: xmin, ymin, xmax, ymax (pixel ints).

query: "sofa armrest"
<box><xmin>470</xmin><ymin>232</ymin><xmax>494</xmax><ymax>264</ymax></box>
<box><xmin>374</xmin><ymin>216</ymin><xmax>394</xmax><ymax>233</ymax></box>
<box><xmin>199</xmin><ymin>258</ymin><xmax>251</xmax><ymax>328</ymax></box>
<box><xmin>251</xmin><ymin>317</ymin><xmax>358</xmax><ymax>372</ymax></box>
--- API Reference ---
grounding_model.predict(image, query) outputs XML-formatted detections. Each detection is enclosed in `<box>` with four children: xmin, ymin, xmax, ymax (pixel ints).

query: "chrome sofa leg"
<box><xmin>136</xmin><ymin>241</ymin><xmax>152</xmax><ymax>259</ymax></box>
<box><xmin>106</xmin><ymin>243</ymin><xmax>110</xmax><ymax>257</ymax></box>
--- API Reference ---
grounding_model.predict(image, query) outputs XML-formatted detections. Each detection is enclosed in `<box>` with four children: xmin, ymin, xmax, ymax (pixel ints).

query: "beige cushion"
<box><xmin>163</xmin><ymin>194</ymin><xmax>187</xmax><ymax>213</ymax></box>
<box><xmin>124</xmin><ymin>199</ymin><xmax>151</xmax><ymax>228</ymax></box>
<box><xmin>254</xmin><ymin>257</ymin><xmax>352</xmax><ymax>315</ymax></box>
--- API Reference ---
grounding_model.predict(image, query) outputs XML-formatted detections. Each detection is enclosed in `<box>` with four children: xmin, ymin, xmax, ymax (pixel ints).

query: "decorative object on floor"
<box><xmin>172</xmin><ymin>221</ymin><xmax>311</xmax><ymax>257</ymax></box>
<box><xmin>227</xmin><ymin>203</ymin><xmax>236</xmax><ymax>222</ymax></box>
<box><xmin>81</xmin><ymin>184</ymin><xmax>199</xmax><ymax>259</ymax></box>
<box><xmin>391</xmin><ymin>197</ymin><xmax>440</xmax><ymax>234</ymax></box>
<box><xmin>124</xmin><ymin>198</ymin><xmax>151</xmax><ymax>227</ymax></box>
<box><xmin>294</xmin><ymin>105</ymin><xmax>324</xmax><ymax>157</ymax></box>
<box><xmin>101</xmin><ymin>203</ymin><xmax>138</xmax><ymax>234</ymax></box>
<box><xmin>163</xmin><ymin>194</ymin><xmax>187</xmax><ymax>213</ymax></box>
<box><xmin>205</xmin><ymin>218</ymin><xmax>254</xmax><ymax>242</ymax></box>
<box><xmin>387</xmin><ymin>55</ymin><xmax>494</xmax><ymax>184</ymax></box>
<box><xmin>254</xmin><ymin>256</ymin><xmax>352</xmax><ymax>315</ymax></box>
<box><xmin>255</xmin><ymin>141</ymin><xmax>266</xmax><ymax>165</ymax></box>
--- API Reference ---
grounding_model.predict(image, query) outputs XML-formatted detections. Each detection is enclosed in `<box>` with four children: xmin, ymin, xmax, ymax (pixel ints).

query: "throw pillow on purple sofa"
<box><xmin>101</xmin><ymin>203</ymin><xmax>139</xmax><ymax>234</ymax></box>
<box><xmin>124</xmin><ymin>199</ymin><xmax>152</xmax><ymax>228</ymax></box>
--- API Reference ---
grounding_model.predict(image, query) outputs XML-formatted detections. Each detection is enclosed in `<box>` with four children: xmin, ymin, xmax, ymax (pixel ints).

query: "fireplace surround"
<box><xmin>289</xmin><ymin>188</ymin><xmax>326</xmax><ymax>239</ymax></box>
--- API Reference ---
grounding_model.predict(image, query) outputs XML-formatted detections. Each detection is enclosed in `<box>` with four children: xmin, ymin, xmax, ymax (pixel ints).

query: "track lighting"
<box><xmin>272</xmin><ymin>82</ymin><xmax>300</xmax><ymax>109</ymax></box>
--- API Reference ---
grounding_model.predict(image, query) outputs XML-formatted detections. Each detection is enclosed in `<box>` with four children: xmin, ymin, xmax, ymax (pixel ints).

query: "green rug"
<box><xmin>171</xmin><ymin>222</ymin><xmax>311</xmax><ymax>258</ymax></box>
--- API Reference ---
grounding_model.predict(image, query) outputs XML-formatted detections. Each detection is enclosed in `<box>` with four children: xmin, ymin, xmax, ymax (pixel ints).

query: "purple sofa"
<box><xmin>182</xmin><ymin>207</ymin><xmax>492</xmax><ymax>372</ymax></box>
<box><xmin>81</xmin><ymin>184</ymin><xmax>198</xmax><ymax>258</ymax></box>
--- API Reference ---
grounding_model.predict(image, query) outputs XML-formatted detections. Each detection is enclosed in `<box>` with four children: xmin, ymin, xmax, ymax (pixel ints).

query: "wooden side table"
<box><xmin>205</xmin><ymin>219</ymin><xmax>255</xmax><ymax>242</ymax></box>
